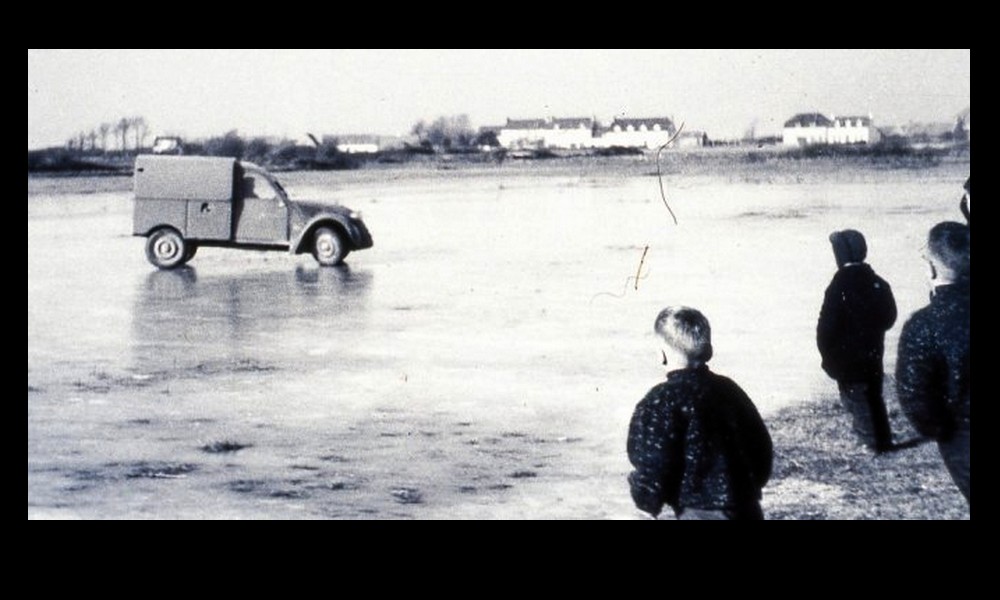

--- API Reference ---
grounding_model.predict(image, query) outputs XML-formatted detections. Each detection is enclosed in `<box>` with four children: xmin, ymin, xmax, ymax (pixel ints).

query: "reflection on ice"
<box><xmin>131</xmin><ymin>266</ymin><xmax>373</xmax><ymax>373</ymax></box>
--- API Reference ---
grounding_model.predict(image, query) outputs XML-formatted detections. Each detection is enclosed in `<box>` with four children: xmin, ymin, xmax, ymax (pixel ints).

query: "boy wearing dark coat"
<box><xmin>817</xmin><ymin>229</ymin><xmax>898</xmax><ymax>453</ymax></box>
<box><xmin>896</xmin><ymin>222</ymin><xmax>970</xmax><ymax>506</ymax></box>
<box><xmin>627</xmin><ymin>306</ymin><xmax>773</xmax><ymax>520</ymax></box>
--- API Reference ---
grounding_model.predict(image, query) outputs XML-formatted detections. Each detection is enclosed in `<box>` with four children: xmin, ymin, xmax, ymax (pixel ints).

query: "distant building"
<box><xmin>545</xmin><ymin>117</ymin><xmax>595</xmax><ymax>149</ymax></box>
<box><xmin>152</xmin><ymin>136</ymin><xmax>184</xmax><ymax>155</ymax></box>
<box><xmin>782</xmin><ymin>113</ymin><xmax>880</xmax><ymax>146</ymax></box>
<box><xmin>335</xmin><ymin>134</ymin><xmax>380</xmax><ymax>154</ymax></box>
<box><xmin>499</xmin><ymin>117</ymin><xmax>596</xmax><ymax>150</ymax></box>
<box><xmin>675</xmin><ymin>130</ymin><xmax>708</xmax><ymax>148</ymax></box>
<box><xmin>828</xmin><ymin>116</ymin><xmax>879</xmax><ymax>144</ymax></box>
<box><xmin>782</xmin><ymin>113</ymin><xmax>833</xmax><ymax>146</ymax></box>
<box><xmin>599</xmin><ymin>117</ymin><xmax>677</xmax><ymax>149</ymax></box>
<box><xmin>497</xmin><ymin>119</ymin><xmax>549</xmax><ymax>149</ymax></box>
<box><xmin>496</xmin><ymin>115</ymin><xmax>686</xmax><ymax>150</ymax></box>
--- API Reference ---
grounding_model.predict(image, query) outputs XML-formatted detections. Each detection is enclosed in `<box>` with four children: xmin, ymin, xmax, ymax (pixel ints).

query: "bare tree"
<box><xmin>743</xmin><ymin>119</ymin><xmax>759</xmax><ymax>143</ymax></box>
<box><xmin>78</xmin><ymin>132</ymin><xmax>87</xmax><ymax>153</ymax></box>
<box><xmin>411</xmin><ymin>120</ymin><xmax>427</xmax><ymax>139</ymax></box>
<box><xmin>415</xmin><ymin>114</ymin><xmax>475</xmax><ymax>149</ymax></box>
<box><xmin>88</xmin><ymin>130</ymin><xmax>98</xmax><ymax>152</ymax></box>
<box><xmin>116</xmin><ymin>117</ymin><xmax>130</xmax><ymax>153</ymax></box>
<box><xmin>98</xmin><ymin>123</ymin><xmax>111</xmax><ymax>153</ymax></box>
<box><xmin>132</xmin><ymin>116</ymin><xmax>149</xmax><ymax>151</ymax></box>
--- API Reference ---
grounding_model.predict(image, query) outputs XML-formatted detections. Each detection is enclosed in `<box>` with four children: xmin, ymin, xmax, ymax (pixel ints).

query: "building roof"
<box><xmin>550</xmin><ymin>117</ymin><xmax>593</xmax><ymax>129</ymax></box>
<box><xmin>609</xmin><ymin>117</ymin><xmax>675</xmax><ymax>132</ymax></box>
<box><xmin>505</xmin><ymin>118</ymin><xmax>548</xmax><ymax>130</ymax></box>
<box><xmin>784</xmin><ymin>113</ymin><xmax>834</xmax><ymax>128</ymax></box>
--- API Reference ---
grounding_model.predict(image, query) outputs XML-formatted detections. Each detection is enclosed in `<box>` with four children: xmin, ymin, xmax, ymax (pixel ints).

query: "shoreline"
<box><xmin>28</xmin><ymin>151</ymin><xmax>971</xmax><ymax>199</ymax></box>
<box><xmin>28</xmin><ymin>143</ymin><xmax>970</xmax><ymax>179</ymax></box>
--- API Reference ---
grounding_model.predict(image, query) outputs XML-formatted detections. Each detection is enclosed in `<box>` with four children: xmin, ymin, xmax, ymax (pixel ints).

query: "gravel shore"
<box><xmin>764</xmin><ymin>385</ymin><xmax>969</xmax><ymax>520</ymax></box>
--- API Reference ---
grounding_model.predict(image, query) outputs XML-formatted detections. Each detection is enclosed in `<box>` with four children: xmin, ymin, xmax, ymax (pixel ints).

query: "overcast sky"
<box><xmin>27</xmin><ymin>49</ymin><xmax>970</xmax><ymax>149</ymax></box>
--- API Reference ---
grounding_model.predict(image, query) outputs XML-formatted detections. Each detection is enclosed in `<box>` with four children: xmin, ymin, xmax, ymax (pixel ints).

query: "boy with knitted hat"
<box><xmin>817</xmin><ymin>229</ymin><xmax>898</xmax><ymax>453</ymax></box>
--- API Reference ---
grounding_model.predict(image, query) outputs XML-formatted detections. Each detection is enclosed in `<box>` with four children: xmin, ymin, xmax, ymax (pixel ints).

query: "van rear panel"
<box><xmin>133</xmin><ymin>199</ymin><xmax>187</xmax><ymax>236</ymax></box>
<box><xmin>133</xmin><ymin>155</ymin><xmax>236</xmax><ymax>237</ymax></box>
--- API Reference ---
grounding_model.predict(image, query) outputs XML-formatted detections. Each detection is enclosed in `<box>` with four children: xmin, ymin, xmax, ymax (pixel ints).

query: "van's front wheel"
<box><xmin>312</xmin><ymin>226</ymin><xmax>348</xmax><ymax>266</ymax></box>
<box><xmin>145</xmin><ymin>227</ymin><xmax>189</xmax><ymax>269</ymax></box>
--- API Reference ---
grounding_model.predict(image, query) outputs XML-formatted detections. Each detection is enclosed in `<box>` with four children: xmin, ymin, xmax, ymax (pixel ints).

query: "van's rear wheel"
<box><xmin>312</xmin><ymin>226</ymin><xmax>348</xmax><ymax>266</ymax></box>
<box><xmin>145</xmin><ymin>228</ymin><xmax>189</xmax><ymax>269</ymax></box>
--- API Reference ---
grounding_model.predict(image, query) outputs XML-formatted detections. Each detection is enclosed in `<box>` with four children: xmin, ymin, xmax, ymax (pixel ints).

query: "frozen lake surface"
<box><xmin>28</xmin><ymin>161</ymin><xmax>967</xmax><ymax>518</ymax></box>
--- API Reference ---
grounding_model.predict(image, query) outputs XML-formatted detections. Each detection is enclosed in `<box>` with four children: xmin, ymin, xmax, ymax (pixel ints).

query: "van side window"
<box><xmin>242</xmin><ymin>174</ymin><xmax>277</xmax><ymax>200</ymax></box>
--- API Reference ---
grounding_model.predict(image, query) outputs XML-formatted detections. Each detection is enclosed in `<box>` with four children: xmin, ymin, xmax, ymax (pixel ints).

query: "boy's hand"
<box><xmin>627</xmin><ymin>471</ymin><xmax>664</xmax><ymax>518</ymax></box>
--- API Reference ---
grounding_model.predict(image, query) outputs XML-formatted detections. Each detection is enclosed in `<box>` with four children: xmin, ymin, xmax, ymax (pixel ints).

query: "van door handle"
<box><xmin>200</xmin><ymin>202</ymin><xmax>211</xmax><ymax>213</ymax></box>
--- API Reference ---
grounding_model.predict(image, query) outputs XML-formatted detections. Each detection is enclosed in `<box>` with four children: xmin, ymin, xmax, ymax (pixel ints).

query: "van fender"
<box><xmin>291</xmin><ymin>215</ymin><xmax>353</xmax><ymax>255</ymax></box>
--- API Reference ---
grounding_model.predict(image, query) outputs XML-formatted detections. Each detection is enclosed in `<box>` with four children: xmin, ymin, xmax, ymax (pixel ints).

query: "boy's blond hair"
<box><xmin>654</xmin><ymin>306</ymin><xmax>713</xmax><ymax>364</ymax></box>
<box><xmin>927</xmin><ymin>221</ymin><xmax>970</xmax><ymax>277</ymax></box>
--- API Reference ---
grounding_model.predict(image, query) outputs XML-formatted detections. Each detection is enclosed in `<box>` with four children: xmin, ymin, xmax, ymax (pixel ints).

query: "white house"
<box><xmin>545</xmin><ymin>117</ymin><xmax>595</xmax><ymax>149</ymax></box>
<box><xmin>675</xmin><ymin>130</ymin><xmax>707</xmax><ymax>148</ymax></box>
<box><xmin>782</xmin><ymin>113</ymin><xmax>833</xmax><ymax>146</ymax></box>
<box><xmin>496</xmin><ymin>117</ymin><xmax>596</xmax><ymax>149</ymax></box>
<box><xmin>497</xmin><ymin>118</ymin><xmax>549</xmax><ymax>149</ymax></box>
<box><xmin>498</xmin><ymin>115</ymin><xmax>684</xmax><ymax>150</ymax></box>
<box><xmin>828</xmin><ymin>115</ymin><xmax>879</xmax><ymax>144</ymax></box>
<box><xmin>336</xmin><ymin>134</ymin><xmax>380</xmax><ymax>154</ymax></box>
<box><xmin>783</xmin><ymin>113</ymin><xmax>879</xmax><ymax>146</ymax></box>
<box><xmin>599</xmin><ymin>117</ymin><xmax>677</xmax><ymax>149</ymax></box>
<box><xmin>152</xmin><ymin>136</ymin><xmax>184</xmax><ymax>154</ymax></box>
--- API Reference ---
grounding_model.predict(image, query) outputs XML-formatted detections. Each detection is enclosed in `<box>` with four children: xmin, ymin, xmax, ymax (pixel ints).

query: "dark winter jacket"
<box><xmin>896</xmin><ymin>280</ymin><xmax>970</xmax><ymax>442</ymax></box>
<box><xmin>817</xmin><ymin>263</ymin><xmax>897</xmax><ymax>382</ymax></box>
<box><xmin>627</xmin><ymin>365</ymin><xmax>773</xmax><ymax>518</ymax></box>
<box><xmin>961</xmin><ymin>177</ymin><xmax>970</xmax><ymax>226</ymax></box>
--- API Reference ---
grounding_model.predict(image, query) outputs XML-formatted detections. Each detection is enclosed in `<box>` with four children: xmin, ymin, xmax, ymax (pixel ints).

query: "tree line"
<box><xmin>60</xmin><ymin>112</ymin><xmax>495</xmax><ymax>156</ymax></box>
<box><xmin>184</xmin><ymin>130</ymin><xmax>352</xmax><ymax>169</ymax></box>
<box><xmin>410</xmin><ymin>114</ymin><xmax>500</xmax><ymax>150</ymax></box>
<box><xmin>66</xmin><ymin>116</ymin><xmax>150</xmax><ymax>153</ymax></box>
<box><xmin>36</xmin><ymin>113</ymin><xmax>505</xmax><ymax>173</ymax></box>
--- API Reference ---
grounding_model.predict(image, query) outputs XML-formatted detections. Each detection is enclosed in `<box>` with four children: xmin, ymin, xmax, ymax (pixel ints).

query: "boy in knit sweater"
<box><xmin>627</xmin><ymin>306</ymin><xmax>773</xmax><ymax>520</ymax></box>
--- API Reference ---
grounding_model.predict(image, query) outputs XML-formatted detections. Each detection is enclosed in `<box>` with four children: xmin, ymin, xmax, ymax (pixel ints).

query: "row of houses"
<box><xmin>493</xmin><ymin>112</ymin><xmax>896</xmax><ymax>151</ymax></box>
<box><xmin>277</xmin><ymin>108</ymin><xmax>970</xmax><ymax>155</ymax></box>
<box><xmin>488</xmin><ymin>117</ymin><xmax>706</xmax><ymax>150</ymax></box>
<box><xmin>781</xmin><ymin>113</ymin><xmax>880</xmax><ymax>147</ymax></box>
